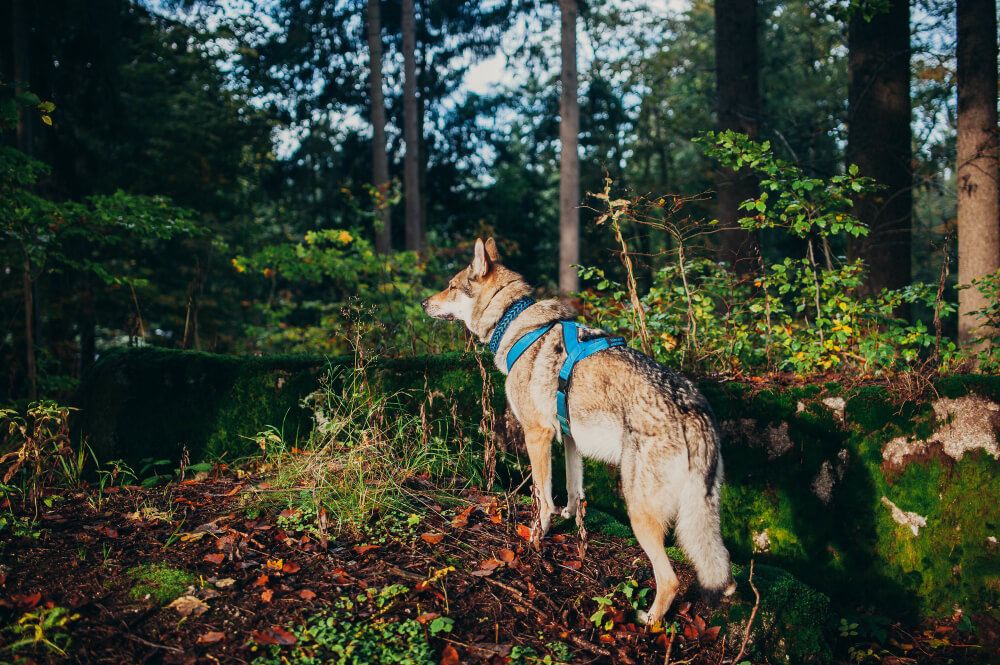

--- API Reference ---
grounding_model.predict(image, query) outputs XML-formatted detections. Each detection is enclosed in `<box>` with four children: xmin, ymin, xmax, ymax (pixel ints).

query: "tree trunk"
<box><xmin>402</xmin><ymin>0</ymin><xmax>421</xmax><ymax>255</ymax></box>
<box><xmin>956</xmin><ymin>0</ymin><xmax>1000</xmax><ymax>347</ymax></box>
<box><xmin>559</xmin><ymin>0</ymin><xmax>580</xmax><ymax>295</ymax></box>
<box><xmin>13</xmin><ymin>0</ymin><xmax>36</xmax><ymax>400</ymax></box>
<box><xmin>847</xmin><ymin>0</ymin><xmax>912</xmax><ymax>303</ymax></box>
<box><xmin>367</xmin><ymin>0</ymin><xmax>391</xmax><ymax>255</ymax></box>
<box><xmin>714</xmin><ymin>0</ymin><xmax>761</xmax><ymax>276</ymax></box>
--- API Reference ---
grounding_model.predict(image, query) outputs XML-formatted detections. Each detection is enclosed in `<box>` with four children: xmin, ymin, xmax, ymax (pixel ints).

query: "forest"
<box><xmin>1</xmin><ymin>0</ymin><xmax>999</xmax><ymax>663</ymax></box>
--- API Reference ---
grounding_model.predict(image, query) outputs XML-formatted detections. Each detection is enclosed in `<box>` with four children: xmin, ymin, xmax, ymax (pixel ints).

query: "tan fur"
<box><xmin>422</xmin><ymin>238</ymin><xmax>736</xmax><ymax>625</ymax></box>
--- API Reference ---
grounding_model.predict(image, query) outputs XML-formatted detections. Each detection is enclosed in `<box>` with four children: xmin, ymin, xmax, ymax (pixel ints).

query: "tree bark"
<box><xmin>559</xmin><ymin>0</ymin><xmax>580</xmax><ymax>295</ymax></box>
<box><xmin>367</xmin><ymin>0</ymin><xmax>392</xmax><ymax>255</ymax></box>
<box><xmin>402</xmin><ymin>0</ymin><xmax>421</xmax><ymax>255</ymax></box>
<box><xmin>847</xmin><ymin>0</ymin><xmax>912</xmax><ymax>302</ymax></box>
<box><xmin>714</xmin><ymin>0</ymin><xmax>761</xmax><ymax>276</ymax></box>
<box><xmin>956</xmin><ymin>0</ymin><xmax>1000</xmax><ymax>347</ymax></box>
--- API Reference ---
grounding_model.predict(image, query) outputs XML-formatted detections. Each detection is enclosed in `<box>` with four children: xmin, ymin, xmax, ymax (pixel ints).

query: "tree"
<box><xmin>714</xmin><ymin>0</ymin><xmax>761</xmax><ymax>275</ymax></box>
<box><xmin>956</xmin><ymin>0</ymin><xmax>999</xmax><ymax>346</ymax></box>
<box><xmin>402</xmin><ymin>0</ymin><xmax>421</xmax><ymax>254</ymax></box>
<box><xmin>367</xmin><ymin>0</ymin><xmax>391</xmax><ymax>255</ymax></box>
<box><xmin>559</xmin><ymin>0</ymin><xmax>580</xmax><ymax>295</ymax></box>
<box><xmin>846</xmin><ymin>0</ymin><xmax>912</xmax><ymax>300</ymax></box>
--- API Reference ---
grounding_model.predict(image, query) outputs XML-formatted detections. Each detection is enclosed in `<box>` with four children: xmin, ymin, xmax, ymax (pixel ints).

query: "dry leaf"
<box><xmin>353</xmin><ymin>545</ymin><xmax>378</xmax><ymax>555</ymax></box>
<box><xmin>197</xmin><ymin>631</ymin><xmax>226</xmax><ymax>645</ymax></box>
<box><xmin>282</xmin><ymin>562</ymin><xmax>301</xmax><ymax>574</ymax></box>
<box><xmin>498</xmin><ymin>549</ymin><xmax>516</xmax><ymax>563</ymax></box>
<box><xmin>255</xmin><ymin>574</ymin><xmax>269</xmax><ymax>587</ymax></box>
<box><xmin>440</xmin><ymin>644</ymin><xmax>461</xmax><ymax>665</ymax></box>
<box><xmin>421</xmin><ymin>533</ymin><xmax>445</xmax><ymax>544</ymax></box>
<box><xmin>252</xmin><ymin>626</ymin><xmax>297</xmax><ymax>646</ymax></box>
<box><xmin>261</xmin><ymin>588</ymin><xmax>274</xmax><ymax>603</ymax></box>
<box><xmin>213</xmin><ymin>578</ymin><xmax>236</xmax><ymax>588</ymax></box>
<box><xmin>516</xmin><ymin>524</ymin><xmax>532</xmax><ymax>540</ymax></box>
<box><xmin>416</xmin><ymin>612</ymin><xmax>440</xmax><ymax>624</ymax></box>
<box><xmin>564</xmin><ymin>560</ymin><xmax>582</xmax><ymax>570</ymax></box>
<box><xmin>298</xmin><ymin>589</ymin><xmax>316</xmax><ymax>601</ymax></box>
<box><xmin>203</xmin><ymin>553</ymin><xmax>224</xmax><ymax>565</ymax></box>
<box><xmin>266</xmin><ymin>559</ymin><xmax>283</xmax><ymax>570</ymax></box>
<box><xmin>168</xmin><ymin>595</ymin><xmax>209</xmax><ymax>617</ymax></box>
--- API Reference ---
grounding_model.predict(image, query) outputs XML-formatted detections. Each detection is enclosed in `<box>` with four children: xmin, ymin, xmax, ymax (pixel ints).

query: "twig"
<box><xmin>123</xmin><ymin>633</ymin><xmax>184</xmax><ymax>653</ymax></box>
<box><xmin>733</xmin><ymin>560</ymin><xmax>760</xmax><ymax>664</ymax></box>
<box><xmin>664</xmin><ymin>622</ymin><xmax>676</xmax><ymax>664</ymax></box>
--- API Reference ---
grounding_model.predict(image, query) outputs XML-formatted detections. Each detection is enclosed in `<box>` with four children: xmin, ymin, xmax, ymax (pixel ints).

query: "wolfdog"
<box><xmin>422</xmin><ymin>238</ymin><xmax>735</xmax><ymax>624</ymax></box>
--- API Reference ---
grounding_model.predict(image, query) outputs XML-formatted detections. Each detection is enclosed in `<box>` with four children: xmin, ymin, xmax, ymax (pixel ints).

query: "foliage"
<box><xmin>242</xmin><ymin>360</ymin><xmax>482</xmax><ymax>537</ymax></box>
<box><xmin>232</xmin><ymin>229</ymin><xmax>457</xmax><ymax>356</ymax></box>
<box><xmin>127</xmin><ymin>564</ymin><xmax>199</xmax><ymax>606</ymax></box>
<box><xmin>0</xmin><ymin>401</ymin><xmax>83</xmax><ymax>517</ymax></box>
<box><xmin>1</xmin><ymin>606</ymin><xmax>79</xmax><ymax>657</ymax></box>
<box><xmin>579</xmin><ymin>134</ymin><xmax>962</xmax><ymax>376</ymax></box>
<box><xmin>250</xmin><ymin>586</ymin><xmax>436</xmax><ymax>665</ymax></box>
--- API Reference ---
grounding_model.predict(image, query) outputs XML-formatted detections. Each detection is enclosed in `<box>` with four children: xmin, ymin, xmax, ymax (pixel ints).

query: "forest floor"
<box><xmin>0</xmin><ymin>472</ymin><xmax>996</xmax><ymax>665</ymax></box>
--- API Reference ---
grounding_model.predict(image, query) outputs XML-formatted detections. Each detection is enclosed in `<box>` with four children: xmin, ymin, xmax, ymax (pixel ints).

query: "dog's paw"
<box><xmin>560</xmin><ymin>506</ymin><xmax>572</xmax><ymax>519</ymax></box>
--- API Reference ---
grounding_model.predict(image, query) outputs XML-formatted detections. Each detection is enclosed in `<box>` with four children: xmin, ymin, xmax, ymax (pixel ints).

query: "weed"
<box><xmin>127</xmin><ymin>564</ymin><xmax>197</xmax><ymax>605</ymax></box>
<box><xmin>2</xmin><ymin>606</ymin><xmax>79</xmax><ymax>657</ymax></box>
<box><xmin>251</xmin><ymin>585</ymin><xmax>440</xmax><ymax>665</ymax></box>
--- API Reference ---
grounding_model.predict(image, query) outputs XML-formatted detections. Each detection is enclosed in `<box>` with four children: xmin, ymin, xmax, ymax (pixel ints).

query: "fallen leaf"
<box><xmin>168</xmin><ymin>595</ymin><xmax>209</xmax><ymax>617</ymax></box>
<box><xmin>599</xmin><ymin>634</ymin><xmax>615</xmax><ymax>644</ymax></box>
<box><xmin>223</xmin><ymin>484</ymin><xmax>243</xmax><ymax>497</ymax></box>
<box><xmin>181</xmin><ymin>531</ymin><xmax>208</xmax><ymax>542</ymax></box>
<box><xmin>421</xmin><ymin>533</ymin><xmax>445</xmax><ymax>545</ymax></box>
<box><xmin>480</xmin><ymin>558</ymin><xmax>503</xmax><ymax>571</ymax></box>
<box><xmin>516</xmin><ymin>524</ymin><xmax>532</xmax><ymax>540</ymax></box>
<box><xmin>12</xmin><ymin>592</ymin><xmax>41</xmax><ymax>609</ymax></box>
<box><xmin>213</xmin><ymin>578</ymin><xmax>236</xmax><ymax>588</ymax></box>
<box><xmin>353</xmin><ymin>545</ymin><xmax>378</xmax><ymax>555</ymax></box>
<box><xmin>702</xmin><ymin>625</ymin><xmax>721</xmax><ymax>642</ymax></box>
<box><xmin>266</xmin><ymin>559</ymin><xmax>284</xmax><ymax>570</ymax></box>
<box><xmin>563</xmin><ymin>560</ymin><xmax>582</xmax><ymax>570</ymax></box>
<box><xmin>654</xmin><ymin>633</ymin><xmax>672</xmax><ymax>649</ymax></box>
<box><xmin>440</xmin><ymin>644</ymin><xmax>461</xmax><ymax>665</ymax></box>
<box><xmin>298</xmin><ymin>589</ymin><xmax>316</xmax><ymax>601</ymax></box>
<box><xmin>279</xmin><ymin>509</ymin><xmax>300</xmax><ymax>519</ymax></box>
<box><xmin>550</xmin><ymin>534</ymin><xmax>566</xmax><ymax>543</ymax></box>
<box><xmin>261</xmin><ymin>589</ymin><xmax>273</xmax><ymax>603</ymax></box>
<box><xmin>197</xmin><ymin>631</ymin><xmax>226</xmax><ymax>645</ymax></box>
<box><xmin>282</xmin><ymin>562</ymin><xmax>300</xmax><ymax>574</ymax></box>
<box><xmin>255</xmin><ymin>574</ymin><xmax>269</xmax><ymax>587</ymax></box>
<box><xmin>677</xmin><ymin>601</ymin><xmax>691</xmax><ymax>616</ymax></box>
<box><xmin>203</xmin><ymin>553</ymin><xmax>224</xmax><ymax>565</ymax></box>
<box><xmin>683</xmin><ymin>624</ymin><xmax>700</xmax><ymax>640</ymax></box>
<box><xmin>498</xmin><ymin>549</ymin><xmax>516</xmax><ymax>563</ymax></box>
<box><xmin>490</xmin><ymin>513</ymin><xmax>502</xmax><ymax>523</ymax></box>
<box><xmin>252</xmin><ymin>626</ymin><xmax>297</xmax><ymax>646</ymax></box>
<box><xmin>694</xmin><ymin>615</ymin><xmax>707</xmax><ymax>632</ymax></box>
<box><xmin>416</xmin><ymin>612</ymin><xmax>441</xmax><ymax>624</ymax></box>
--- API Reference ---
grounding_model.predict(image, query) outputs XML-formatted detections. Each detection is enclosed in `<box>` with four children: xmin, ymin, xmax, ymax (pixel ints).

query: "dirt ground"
<box><xmin>0</xmin><ymin>473</ymin><xmax>994</xmax><ymax>665</ymax></box>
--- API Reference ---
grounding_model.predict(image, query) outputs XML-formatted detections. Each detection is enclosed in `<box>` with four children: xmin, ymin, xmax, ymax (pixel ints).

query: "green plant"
<box><xmin>0</xmin><ymin>401</ymin><xmax>79</xmax><ymax>517</ymax></box>
<box><xmin>251</xmin><ymin>586</ymin><xmax>438</xmax><ymax>665</ymax></box>
<box><xmin>244</xmin><ymin>361</ymin><xmax>480</xmax><ymax>537</ymax></box>
<box><xmin>2</xmin><ymin>606</ymin><xmax>79</xmax><ymax>657</ymax></box>
<box><xmin>127</xmin><ymin>564</ymin><xmax>197</xmax><ymax>605</ymax></box>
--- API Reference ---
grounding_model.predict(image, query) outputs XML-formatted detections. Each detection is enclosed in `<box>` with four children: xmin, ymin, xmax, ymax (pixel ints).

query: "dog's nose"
<box><xmin>421</xmin><ymin>298</ymin><xmax>429</xmax><ymax>309</ymax></box>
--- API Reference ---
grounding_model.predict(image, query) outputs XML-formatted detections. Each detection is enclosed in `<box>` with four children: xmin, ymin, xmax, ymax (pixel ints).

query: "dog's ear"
<box><xmin>484</xmin><ymin>237</ymin><xmax>500</xmax><ymax>263</ymax></box>
<box><xmin>472</xmin><ymin>238</ymin><xmax>493</xmax><ymax>279</ymax></box>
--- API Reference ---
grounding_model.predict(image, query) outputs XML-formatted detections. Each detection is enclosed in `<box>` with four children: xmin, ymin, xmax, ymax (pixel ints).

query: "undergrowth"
<box><xmin>242</xmin><ymin>360</ymin><xmax>482</xmax><ymax>538</ymax></box>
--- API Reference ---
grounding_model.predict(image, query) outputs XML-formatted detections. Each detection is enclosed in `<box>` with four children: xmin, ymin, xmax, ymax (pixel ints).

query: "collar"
<box><xmin>488</xmin><ymin>296</ymin><xmax>535</xmax><ymax>355</ymax></box>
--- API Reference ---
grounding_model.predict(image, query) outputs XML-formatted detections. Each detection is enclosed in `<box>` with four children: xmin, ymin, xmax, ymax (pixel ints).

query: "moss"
<box><xmin>127</xmin><ymin>564</ymin><xmax>197</xmax><ymax>605</ymax></box>
<box><xmin>718</xmin><ymin>564</ymin><xmax>833</xmax><ymax>664</ymax></box>
<box><xmin>584</xmin><ymin>507</ymin><xmax>634</xmax><ymax>541</ymax></box>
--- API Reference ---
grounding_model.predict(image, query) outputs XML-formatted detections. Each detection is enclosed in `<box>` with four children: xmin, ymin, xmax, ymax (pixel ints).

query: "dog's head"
<box><xmin>421</xmin><ymin>237</ymin><xmax>503</xmax><ymax>326</ymax></box>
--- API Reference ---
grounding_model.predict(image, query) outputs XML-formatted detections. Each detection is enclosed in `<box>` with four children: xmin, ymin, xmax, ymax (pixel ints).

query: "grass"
<box><xmin>242</xmin><ymin>362</ymin><xmax>482</xmax><ymax>538</ymax></box>
<box><xmin>127</xmin><ymin>564</ymin><xmax>198</xmax><ymax>605</ymax></box>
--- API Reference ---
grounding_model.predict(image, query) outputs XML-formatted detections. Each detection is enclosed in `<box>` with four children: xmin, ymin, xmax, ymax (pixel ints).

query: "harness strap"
<box><xmin>556</xmin><ymin>322</ymin><xmax>625</xmax><ymax>436</ymax></box>
<box><xmin>505</xmin><ymin>323</ymin><xmax>555</xmax><ymax>373</ymax></box>
<box><xmin>488</xmin><ymin>296</ymin><xmax>535</xmax><ymax>355</ymax></box>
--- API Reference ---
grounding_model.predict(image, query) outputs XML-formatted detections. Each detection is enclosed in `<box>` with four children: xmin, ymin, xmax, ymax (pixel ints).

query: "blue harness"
<box><xmin>488</xmin><ymin>298</ymin><xmax>626</xmax><ymax>435</ymax></box>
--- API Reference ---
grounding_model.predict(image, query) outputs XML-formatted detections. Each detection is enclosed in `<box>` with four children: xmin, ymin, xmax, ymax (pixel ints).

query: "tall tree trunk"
<box><xmin>367</xmin><ymin>0</ymin><xmax>392</xmax><ymax>255</ymax></box>
<box><xmin>956</xmin><ymin>0</ymin><xmax>1000</xmax><ymax>348</ymax></box>
<box><xmin>13</xmin><ymin>0</ymin><xmax>36</xmax><ymax>399</ymax></box>
<box><xmin>847</xmin><ymin>0</ymin><xmax>912</xmax><ymax>303</ymax></box>
<box><xmin>714</xmin><ymin>0</ymin><xmax>761</xmax><ymax>276</ymax></box>
<box><xmin>559</xmin><ymin>0</ymin><xmax>580</xmax><ymax>295</ymax></box>
<box><xmin>402</xmin><ymin>0</ymin><xmax>421</xmax><ymax>255</ymax></box>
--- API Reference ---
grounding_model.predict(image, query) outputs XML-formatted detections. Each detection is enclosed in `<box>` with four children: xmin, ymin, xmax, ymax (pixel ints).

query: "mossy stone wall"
<box><xmin>78</xmin><ymin>349</ymin><xmax>1000</xmax><ymax>620</ymax></box>
<box><xmin>77</xmin><ymin>348</ymin><xmax>506</xmax><ymax>469</ymax></box>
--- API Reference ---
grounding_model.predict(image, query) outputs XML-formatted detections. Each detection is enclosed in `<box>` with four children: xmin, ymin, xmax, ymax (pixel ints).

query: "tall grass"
<box><xmin>245</xmin><ymin>360</ymin><xmax>481</xmax><ymax>537</ymax></box>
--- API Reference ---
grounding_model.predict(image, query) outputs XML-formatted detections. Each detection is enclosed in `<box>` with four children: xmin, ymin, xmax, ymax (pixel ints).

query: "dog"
<box><xmin>422</xmin><ymin>238</ymin><xmax>736</xmax><ymax>625</ymax></box>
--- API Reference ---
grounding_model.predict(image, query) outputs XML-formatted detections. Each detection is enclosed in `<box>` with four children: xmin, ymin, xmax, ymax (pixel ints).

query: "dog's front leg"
<box><xmin>524</xmin><ymin>425</ymin><xmax>556</xmax><ymax>548</ymax></box>
<box><xmin>561</xmin><ymin>434</ymin><xmax>588</xmax><ymax>558</ymax></box>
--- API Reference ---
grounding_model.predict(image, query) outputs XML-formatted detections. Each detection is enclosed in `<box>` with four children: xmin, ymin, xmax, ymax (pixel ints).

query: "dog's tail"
<box><xmin>675</xmin><ymin>454</ymin><xmax>736</xmax><ymax>601</ymax></box>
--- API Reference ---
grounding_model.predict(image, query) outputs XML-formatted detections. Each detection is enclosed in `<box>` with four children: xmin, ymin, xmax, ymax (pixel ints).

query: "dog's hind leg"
<box><xmin>561</xmin><ymin>435</ymin><xmax>588</xmax><ymax>557</ymax></box>
<box><xmin>629</xmin><ymin>506</ymin><xmax>680</xmax><ymax>626</ymax></box>
<box><xmin>524</xmin><ymin>425</ymin><xmax>556</xmax><ymax>547</ymax></box>
<box><xmin>674</xmin><ymin>469</ymin><xmax>736</xmax><ymax>602</ymax></box>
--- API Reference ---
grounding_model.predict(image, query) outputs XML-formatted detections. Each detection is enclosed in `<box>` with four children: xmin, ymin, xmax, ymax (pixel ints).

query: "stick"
<box><xmin>732</xmin><ymin>560</ymin><xmax>760</xmax><ymax>664</ymax></box>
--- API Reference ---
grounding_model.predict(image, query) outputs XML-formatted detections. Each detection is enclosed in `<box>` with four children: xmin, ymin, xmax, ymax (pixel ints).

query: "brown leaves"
<box><xmin>282</xmin><ymin>561</ymin><xmax>300</xmax><ymax>574</ymax></box>
<box><xmin>353</xmin><ymin>544</ymin><xmax>378</xmax><ymax>555</ymax></box>
<box><xmin>167</xmin><ymin>595</ymin><xmax>209</xmax><ymax>617</ymax></box>
<box><xmin>252</xmin><ymin>626</ymin><xmax>297</xmax><ymax>646</ymax></box>
<box><xmin>197</xmin><ymin>631</ymin><xmax>226</xmax><ymax>645</ymax></box>
<box><xmin>421</xmin><ymin>532</ymin><xmax>445</xmax><ymax>545</ymax></box>
<box><xmin>203</xmin><ymin>553</ymin><xmax>224</xmax><ymax>565</ymax></box>
<box><xmin>261</xmin><ymin>588</ymin><xmax>274</xmax><ymax>603</ymax></box>
<box><xmin>516</xmin><ymin>524</ymin><xmax>532</xmax><ymax>541</ymax></box>
<box><xmin>440</xmin><ymin>644</ymin><xmax>461</xmax><ymax>665</ymax></box>
<box><xmin>298</xmin><ymin>589</ymin><xmax>316</xmax><ymax>601</ymax></box>
<box><xmin>497</xmin><ymin>548</ymin><xmax>516</xmax><ymax>563</ymax></box>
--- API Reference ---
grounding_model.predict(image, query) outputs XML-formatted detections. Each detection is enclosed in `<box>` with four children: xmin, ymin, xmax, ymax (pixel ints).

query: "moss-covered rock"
<box><xmin>127</xmin><ymin>564</ymin><xmax>197</xmax><ymax>605</ymax></box>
